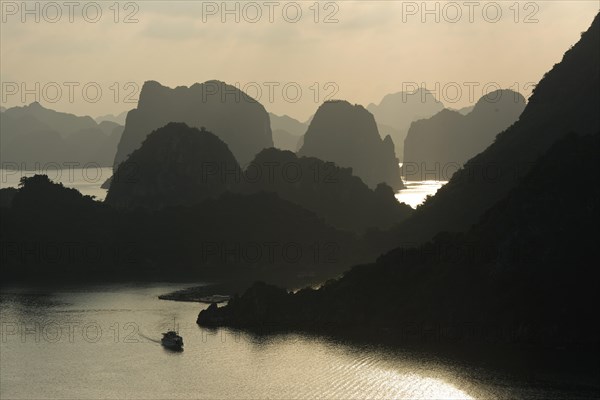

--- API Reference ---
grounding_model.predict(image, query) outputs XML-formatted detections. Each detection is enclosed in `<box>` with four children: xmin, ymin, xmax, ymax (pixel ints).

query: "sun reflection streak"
<box><xmin>355</xmin><ymin>368</ymin><xmax>474</xmax><ymax>400</ymax></box>
<box><xmin>395</xmin><ymin>180</ymin><xmax>448</xmax><ymax>209</ymax></box>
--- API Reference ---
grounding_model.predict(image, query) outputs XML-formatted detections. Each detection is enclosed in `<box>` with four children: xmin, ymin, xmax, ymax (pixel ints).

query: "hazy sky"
<box><xmin>1</xmin><ymin>1</ymin><xmax>598</xmax><ymax>121</ymax></box>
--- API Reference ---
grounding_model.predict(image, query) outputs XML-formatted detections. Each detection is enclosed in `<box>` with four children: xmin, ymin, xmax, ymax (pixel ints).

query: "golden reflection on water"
<box><xmin>2</xmin><ymin>285</ymin><xmax>476</xmax><ymax>400</ymax></box>
<box><xmin>245</xmin><ymin>331</ymin><xmax>477</xmax><ymax>400</ymax></box>
<box><xmin>395</xmin><ymin>180</ymin><xmax>448</xmax><ymax>209</ymax></box>
<box><xmin>385</xmin><ymin>371</ymin><xmax>473</xmax><ymax>400</ymax></box>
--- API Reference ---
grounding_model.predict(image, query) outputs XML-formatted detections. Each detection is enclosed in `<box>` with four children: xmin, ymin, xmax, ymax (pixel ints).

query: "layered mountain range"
<box><xmin>197</xmin><ymin>13</ymin><xmax>600</xmax><ymax>348</ymax></box>
<box><xmin>367</xmin><ymin>88</ymin><xmax>445</xmax><ymax>160</ymax></box>
<box><xmin>113</xmin><ymin>80</ymin><xmax>273</xmax><ymax>168</ymax></box>
<box><xmin>1</xmin><ymin>102</ymin><xmax>123</xmax><ymax>166</ymax></box>
<box><xmin>403</xmin><ymin>90</ymin><xmax>526</xmax><ymax>180</ymax></box>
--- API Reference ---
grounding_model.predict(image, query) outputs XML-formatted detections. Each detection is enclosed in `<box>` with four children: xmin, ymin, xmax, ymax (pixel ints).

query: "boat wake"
<box><xmin>139</xmin><ymin>333</ymin><xmax>161</xmax><ymax>344</ymax></box>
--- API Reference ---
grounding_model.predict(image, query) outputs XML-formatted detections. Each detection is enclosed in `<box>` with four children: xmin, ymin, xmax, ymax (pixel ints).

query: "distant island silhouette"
<box><xmin>298</xmin><ymin>100</ymin><xmax>404</xmax><ymax>190</ymax></box>
<box><xmin>1</xmin><ymin>102</ymin><xmax>123</xmax><ymax>167</ymax></box>
<box><xmin>105</xmin><ymin>121</ymin><xmax>412</xmax><ymax>233</ymax></box>
<box><xmin>1</xmin><ymin>173</ymin><xmax>379</xmax><ymax>286</ymax></box>
<box><xmin>403</xmin><ymin>89</ymin><xmax>526</xmax><ymax>180</ymax></box>
<box><xmin>241</xmin><ymin>147</ymin><xmax>412</xmax><ymax>233</ymax></box>
<box><xmin>367</xmin><ymin>88</ymin><xmax>445</xmax><ymax>161</ymax></box>
<box><xmin>95</xmin><ymin>110</ymin><xmax>129</xmax><ymax>126</ymax></box>
<box><xmin>197</xmin><ymin>13</ymin><xmax>600</xmax><ymax>350</ymax></box>
<box><xmin>106</xmin><ymin>123</ymin><xmax>241</xmax><ymax>209</ymax></box>
<box><xmin>269</xmin><ymin>113</ymin><xmax>307</xmax><ymax>151</ymax></box>
<box><xmin>388</xmin><ymin>13</ymin><xmax>600</xmax><ymax>245</ymax></box>
<box><xmin>1</xmin><ymin>8</ymin><xmax>598</xmax><ymax>362</ymax></box>
<box><xmin>113</xmin><ymin>80</ymin><xmax>273</xmax><ymax>169</ymax></box>
<box><xmin>199</xmin><ymin>130</ymin><xmax>599</xmax><ymax>348</ymax></box>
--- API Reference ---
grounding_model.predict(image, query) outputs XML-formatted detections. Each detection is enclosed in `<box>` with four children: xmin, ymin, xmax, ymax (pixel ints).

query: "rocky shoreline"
<box><xmin>158</xmin><ymin>284</ymin><xmax>233</xmax><ymax>303</ymax></box>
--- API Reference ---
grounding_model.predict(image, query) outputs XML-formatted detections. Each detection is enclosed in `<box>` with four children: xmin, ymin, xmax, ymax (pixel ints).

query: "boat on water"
<box><xmin>161</xmin><ymin>330</ymin><xmax>183</xmax><ymax>350</ymax></box>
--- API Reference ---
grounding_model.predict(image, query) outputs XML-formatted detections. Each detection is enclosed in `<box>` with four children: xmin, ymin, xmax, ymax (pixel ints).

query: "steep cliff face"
<box><xmin>113</xmin><ymin>80</ymin><xmax>273</xmax><ymax>168</ymax></box>
<box><xmin>368</xmin><ymin>88</ymin><xmax>445</xmax><ymax>160</ymax></box>
<box><xmin>298</xmin><ymin>100</ymin><xmax>404</xmax><ymax>190</ymax></box>
<box><xmin>395</xmin><ymin>13</ymin><xmax>600</xmax><ymax>243</ymax></box>
<box><xmin>198</xmin><ymin>131</ymin><xmax>600</xmax><ymax>346</ymax></box>
<box><xmin>106</xmin><ymin>123</ymin><xmax>241</xmax><ymax>209</ymax></box>
<box><xmin>403</xmin><ymin>90</ymin><xmax>526</xmax><ymax>180</ymax></box>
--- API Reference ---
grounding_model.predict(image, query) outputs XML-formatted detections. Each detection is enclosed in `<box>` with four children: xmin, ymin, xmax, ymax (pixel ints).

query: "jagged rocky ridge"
<box><xmin>197</xmin><ymin>13</ymin><xmax>600</xmax><ymax>348</ymax></box>
<box><xmin>403</xmin><ymin>90</ymin><xmax>526</xmax><ymax>180</ymax></box>
<box><xmin>113</xmin><ymin>80</ymin><xmax>273</xmax><ymax>168</ymax></box>
<box><xmin>240</xmin><ymin>148</ymin><xmax>412</xmax><ymax>233</ymax></box>
<box><xmin>105</xmin><ymin>123</ymin><xmax>411</xmax><ymax>233</ymax></box>
<box><xmin>390</xmin><ymin>13</ymin><xmax>600</xmax><ymax>244</ymax></box>
<box><xmin>367</xmin><ymin>88</ymin><xmax>445</xmax><ymax>160</ymax></box>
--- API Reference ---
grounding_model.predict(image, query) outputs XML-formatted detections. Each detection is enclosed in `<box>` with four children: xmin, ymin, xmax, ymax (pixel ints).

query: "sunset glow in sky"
<box><xmin>1</xmin><ymin>1</ymin><xmax>598</xmax><ymax>120</ymax></box>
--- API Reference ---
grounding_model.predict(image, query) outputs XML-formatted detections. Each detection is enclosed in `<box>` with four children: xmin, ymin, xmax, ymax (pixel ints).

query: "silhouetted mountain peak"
<box><xmin>137</xmin><ymin>81</ymin><xmax>171</xmax><ymax>109</ymax></box>
<box><xmin>114</xmin><ymin>80</ymin><xmax>273</xmax><ymax>167</ymax></box>
<box><xmin>310</xmin><ymin>100</ymin><xmax>380</xmax><ymax>141</ymax></box>
<box><xmin>299</xmin><ymin>100</ymin><xmax>403</xmax><ymax>190</ymax></box>
<box><xmin>243</xmin><ymin>147</ymin><xmax>412</xmax><ymax>232</ymax></box>
<box><xmin>376</xmin><ymin>87</ymin><xmax>442</xmax><ymax>106</ymax></box>
<box><xmin>1</xmin><ymin>102</ymin><xmax>122</xmax><ymax>167</ymax></box>
<box><xmin>143</xmin><ymin>121</ymin><xmax>219</xmax><ymax>142</ymax></box>
<box><xmin>367</xmin><ymin>88</ymin><xmax>445</xmax><ymax>160</ymax></box>
<box><xmin>435</xmin><ymin>108</ymin><xmax>462</xmax><ymax>119</ymax></box>
<box><xmin>106</xmin><ymin>122</ymin><xmax>241</xmax><ymax>209</ymax></box>
<box><xmin>4</xmin><ymin>102</ymin><xmax>97</xmax><ymax>133</ymax></box>
<box><xmin>471</xmin><ymin>89</ymin><xmax>526</xmax><ymax>115</ymax></box>
<box><xmin>198</xmin><ymin>79</ymin><xmax>226</xmax><ymax>86</ymax></box>
<box><xmin>269</xmin><ymin>112</ymin><xmax>307</xmax><ymax>151</ymax></box>
<box><xmin>518</xmin><ymin>13</ymin><xmax>599</xmax><ymax>127</ymax></box>
<box><xmin>398</xmin><ymin>12</ymin><xmax>599</xmax><ymax>240</ymax></box>
<box><xmin>403</xmin><ymin>89</ymin><xmax>526</xmax><ymax>181</ymax></box>
<box><xmin>383</xmin><ymin>134</ymin><xmax>394</xmax><ymax>146</ymax></box>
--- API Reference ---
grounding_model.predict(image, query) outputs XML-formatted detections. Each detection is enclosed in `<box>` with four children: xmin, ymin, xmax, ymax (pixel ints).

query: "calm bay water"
<box><xmin>1</xmin><ymin>285</ymin><xmax>596</xmax><ymax>399</ymax></box>
<box><xmin>0</xmin><ymin>284</ymin><xmax>474</xmax><ymax>399</ymax></box>
<box><xmin>1</xmin><ymin>170</ymin><xmax>593</xmax><ymax>398</ymax></box>
<box><xmin>395</xmin><ymin>180</ymin><xmax>447</xmax><ymax>209</ymax></box>
<box><xmin>1</xmin><ymin>168</ymin><xmax>446</xmax><ymax>207</ymax></box>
